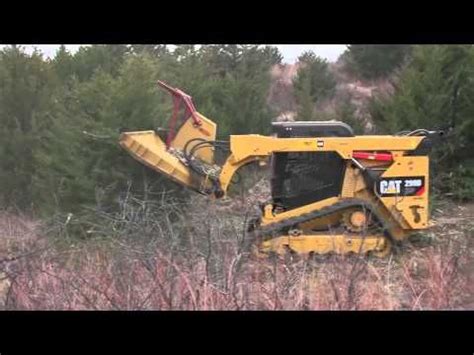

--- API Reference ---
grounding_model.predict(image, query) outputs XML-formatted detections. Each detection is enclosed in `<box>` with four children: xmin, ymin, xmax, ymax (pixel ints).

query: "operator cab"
<box><xmin>270</xmin><ymin>121</ymin><xmax>353</xmax><ymax>210</ymax></box>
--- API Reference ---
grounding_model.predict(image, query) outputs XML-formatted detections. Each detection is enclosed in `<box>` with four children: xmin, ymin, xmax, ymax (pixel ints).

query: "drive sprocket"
<box><xmin>342</xmin><ymin>208</ymin><xmax>373</xmax><ymax>233</ymax></box>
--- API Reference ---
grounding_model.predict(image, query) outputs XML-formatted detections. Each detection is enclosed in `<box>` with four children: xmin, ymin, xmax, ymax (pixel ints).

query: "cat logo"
<box><xmin>380</xmin><ymin>180</ymin><xmax>402</xmax><ymax>194</ymax></box>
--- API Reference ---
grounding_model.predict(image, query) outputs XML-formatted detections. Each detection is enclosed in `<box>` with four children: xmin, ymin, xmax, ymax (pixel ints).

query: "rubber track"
<box><xmin>250</xmin><ymin>198</ymin><xmax>394</xmax><ymax>240</ymax></box>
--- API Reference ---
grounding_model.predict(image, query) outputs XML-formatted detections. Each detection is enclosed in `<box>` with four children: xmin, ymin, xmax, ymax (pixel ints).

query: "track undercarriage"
<box><xmin>247</xmin><ymin>198</ymin><xmax>393</xmax><ymax>258</ymax></box>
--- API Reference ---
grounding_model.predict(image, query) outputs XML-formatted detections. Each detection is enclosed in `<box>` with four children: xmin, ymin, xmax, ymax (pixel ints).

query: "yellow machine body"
<box><xmin>119</xmin><ymin>81</ymin><xmax>437</xmax><ymax>257</ymax></box>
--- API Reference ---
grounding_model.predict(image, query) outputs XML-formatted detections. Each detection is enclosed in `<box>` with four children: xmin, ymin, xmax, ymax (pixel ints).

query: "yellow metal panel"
<box><xmin>260</xmin><ymin>197</ymin><xmax>341</xmax><ymax>225</ymax></box>
<box><xmin>229</xmin><ymin>135</ymin><xmax>424</xmax><ymax>162</ymax></box>
<box><xmin>341</xmin><ymin>163</ymin><xmax>356</xmax><ymax>198</ymax></box>
<box><xmin>119</xmin><ymin>131</ymin><xmax>212</xmax><ymax>192</ymax></box>
<box><xmin>259</xmin><ymin>234</ymin><xmax>389</xmax><ymax>257</ymax></box>
<box><xmin>171</xmin><ymin>113</ymin><xmax>217</xmax><ymax>164</ymax></box>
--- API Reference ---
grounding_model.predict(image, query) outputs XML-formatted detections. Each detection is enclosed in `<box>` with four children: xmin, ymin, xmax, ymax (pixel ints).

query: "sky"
<box><xmin>12</xmin><ymin>44</ymin><xmax>348</xmax><ymax>64</ymax></box>
<box><xmin>276</xmin><ymin>45</ymin><xmax>347</xmax><ymax>63</ymax></box>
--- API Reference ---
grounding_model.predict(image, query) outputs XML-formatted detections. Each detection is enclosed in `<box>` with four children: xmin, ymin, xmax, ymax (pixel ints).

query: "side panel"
<box><xmin>171</xmin><ymin>113</ymin><xmax>217</xmax><ymax>164</ymax></box>
<box><xmin>229</xmin><ymin>135</ymin><xmax>424</xmax><ymax>161</ymax></box>
<box><xmin>378</xmin><ymin>156</ymin><xmax>429</xmax><ymax>229</ymax></box>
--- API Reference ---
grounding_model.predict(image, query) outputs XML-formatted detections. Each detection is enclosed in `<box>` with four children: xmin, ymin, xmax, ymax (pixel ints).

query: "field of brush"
<box><xmin>0</xmin><ymin>185</ymin><xmax>472</xmax><ymax>310</ymax></box>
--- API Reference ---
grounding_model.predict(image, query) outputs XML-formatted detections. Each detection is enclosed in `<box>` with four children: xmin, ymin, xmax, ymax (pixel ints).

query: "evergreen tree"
<box><xmin>344</xmin><ymin>45</ymin><xmax>412</xmax><ymax>80</ymax></box>
<box><xmin>369</xmin><ymin>45</ymin><xmax>474</xmax><ymax>199</ymax></box>
<box><xmin>35</xmin><ymin>53</ymin><xmax>175</xmax><ymax>214</ymax></box>
<box><xmin>293</xmin><ymin>51</ymin><xmax>336</xmax><ymax>121</ymax></box>
<box><xmin>129</xmin><ymin>45</ymin><xmax>169</xmax><ymax>58</ymax></box>
<box><xmin>52</xmin><ymin>45</ymin><xmax>75</xmax><ymax>83</ymax></box>
<box><xmin>69</xmin><ymin>45</ymin><xmax>131</xmax><ymax>82</ymax></box>
<box><xmin>0</xmin><ymin>46</ymin><xmax>59</xmax><ymax>211</ymax></box>
<box><xmin>0</xmin><ymin>44</ymin><xmax>284</xmax><ymax>215</ymax></box>
<box><xmin>334</xmin><ymin>95</ymin><xmax>365</xmax><ymax>134</ymax></box>
<box><xmin>196</xmin><ymin>45</ymin><xmax>279</xmax><ymax>136</ymax></box>
<box><xmin>294</xmin><ymin>72</ymin><xmax>314</xmax><ymax>121</ymax></box>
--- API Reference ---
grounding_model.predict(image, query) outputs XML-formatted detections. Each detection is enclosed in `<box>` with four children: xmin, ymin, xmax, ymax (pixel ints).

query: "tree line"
<box><xmin>0</xmin><ymin>45</ymin><xmax>281</xmax><ymax>215</ymax></box>
<box><xmin>0</xmin><ymin>44</ymin><xmax>472</xmax><ymax>219</ymax></box>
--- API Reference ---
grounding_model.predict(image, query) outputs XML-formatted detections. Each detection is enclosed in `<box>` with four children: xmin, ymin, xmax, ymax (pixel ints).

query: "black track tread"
<box><xmin>249</xmin><ymin>198</ymin><xmax>394</xmax><ymax>241</ymax></box>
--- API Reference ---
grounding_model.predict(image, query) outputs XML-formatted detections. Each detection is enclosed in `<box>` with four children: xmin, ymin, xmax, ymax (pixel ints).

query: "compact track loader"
<box><xmin>119</xmin><ymin>81</ymin><xmax>444</xmax><ymax>257</ymax></box>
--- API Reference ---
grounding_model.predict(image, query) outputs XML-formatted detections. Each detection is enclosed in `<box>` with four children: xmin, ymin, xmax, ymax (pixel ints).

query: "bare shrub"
<box><xmin>1</xmin><ymin>193</ymin><xmax>472</xmax><ymax>310</ymax></box>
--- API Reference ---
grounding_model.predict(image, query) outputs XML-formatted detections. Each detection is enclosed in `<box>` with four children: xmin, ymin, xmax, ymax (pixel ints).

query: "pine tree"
<box><xmin>344</xmin><ymin>45</ymin><xmax>412</xmax><ymax>80</ymax></box>
<box><xmin>129</xmin><ymin>45</ymin><xmax>169</xmax><ymax>58</ymax></box>
<box><xmin>369</xmin><ymin>45</ymin><xmax>474</xmax><ymax>199</ymax></box>
<box><xmin>334</xmin><ymin>96</ymin><xmax>365</xmax><ymax>134</ymax></box>
<box><xmin>52</xmin><ymin>45</ymin><xmax>75</xmax><ymax>83</ymax></box>
<box><xmin>0</xmin><ymin>46</ymin><xmax>59</xmax><ymax>211</ymax></box>
<box><xmin>70</xmin><ymin>45</ymin><xmax>131</xmax><ymax>82</ymax></box>
<box><xmin>293</xmin><ymin>51</ymin><xmax>336</xmax><ymax>121</ymax></box>
<box><xmin>0</xmin><ymin>44</ymin><xmax>284</xmax><ymax>215</ymax></box>
<box><xmin>294</xmin><ymin>72</ymin><xmax>314</xmax><ymax>121</ymax></box>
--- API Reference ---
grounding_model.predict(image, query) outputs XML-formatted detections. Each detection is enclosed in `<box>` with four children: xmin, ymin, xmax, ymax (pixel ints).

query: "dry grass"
<box><xmin>0</xmin><ymin>193</ymin><xmax>472</xmax><ymax>310</ymax></box>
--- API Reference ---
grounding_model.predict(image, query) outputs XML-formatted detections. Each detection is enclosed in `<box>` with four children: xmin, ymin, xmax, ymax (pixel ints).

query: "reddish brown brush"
<box><xmin>0</xmin><ymin>196</ymin><xmax>472</xmax><ymax>310</ymax></box>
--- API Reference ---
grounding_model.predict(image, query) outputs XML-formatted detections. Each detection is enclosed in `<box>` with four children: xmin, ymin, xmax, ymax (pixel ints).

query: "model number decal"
<box><xmin>377</xmin><ymin>177</ymin><xmax>425</xmax><ymax>196</ymax></box>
